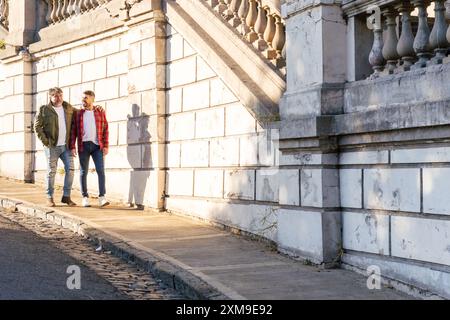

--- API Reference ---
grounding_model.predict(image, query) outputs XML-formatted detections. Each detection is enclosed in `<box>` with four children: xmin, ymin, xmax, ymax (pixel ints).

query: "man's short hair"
<box><xmin>48</xmin><ymin>87</ymin><xmax>63</xmax><ymax>96</ymax></box>
<box><xmin>83</xmin><ymin>90</ymin><xmax>95</xmax><ymax>98</ymax></box>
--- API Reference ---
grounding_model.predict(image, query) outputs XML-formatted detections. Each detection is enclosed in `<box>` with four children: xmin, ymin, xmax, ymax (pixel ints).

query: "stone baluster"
<box><xmin>44</xmin><ymin>0</ymin><xmax>53</xmax><ymax>24</ymax></box>
<box><xmin>396</xmin><ymin>2</ymin><xmax>416</xmax><ymax>70</ymax></box>
<box><xmin>382</xmin><ymin>7</ymin><xmax>400</xmax><ymax>74</ymax></box>
<box><xmin>50</xmin><ymin>0</ymin><xmax>58</xmax><ymax>23</ymax></box>
<box><xmin>254</xmin><ymin>2</ymin><xmax>268</xmax><ymax>51</ymax></box>
<box><xmin>208</xmin><ymin>0</ymin><xmax>219</xmax><ymax>10</ymax></box>
<box><xmin>264</xmin><ymin>12</ymin><xmax>277</xmax><ymax>59</ymax></box>
<box><xmin>429</xmin><ymin>0</ymin><xmax>449</xmax><ymax>63</ymax></box>
<box><xmin>272</xmin><ymin>14</ymin><xmax>285</xmax><ymax>67</ymax></box>
<box><xmin>62</xmin><ymin>0</ymin><xmax>70</xmax><ymax>20</ymax></box>
<box><xmin>368</xmin><ymin>13</ymin><xmax>385</xmax><ymax>76</ymax></box>
<box><xmin>246</xmin><ymin>0</ymin><xmax>258</xmax><ymax>42</ymax></box>
<box><xmin>229</xmin><ymin>0</ymin><xmax>241</xmax><ymax>26</ymax></box>
<box><xmin>238</xmin><ymin>0</ymin><xmax>249</xmax><ymax>34</ymax></box>
<box><xmin>447</xmin><ymin>0</ymin><xmax>450</xmax><ymax>48</ymax></box>
<box><xmin>215</xmin><ymin>0</ymin><xmax>228</xmax><ymax>15</ymax></box>
<box><xmin>84</xmin><ymin>0</ymin><xmax>94</xmax><ymax>11</ymax></box>
<box><xmin>0</xmin><ymin>0</ymin><xmax>8</xmax><ymax>27</ymax></box>
<box><xmin>55</xmin><ymin>0</ymin><xmax>64</xmax><ymax>22</ymax></box>
<box><xmin>412</xmin><ymin>0</ymin><xmax>432</xmax><ymax>68</ymax></box>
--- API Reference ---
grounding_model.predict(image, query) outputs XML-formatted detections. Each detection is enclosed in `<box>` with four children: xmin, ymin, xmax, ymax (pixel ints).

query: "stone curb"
<box><xmin>0</xmin><ymin>197</ymin><xmax>230</xmax><ymax>300</ymax></box>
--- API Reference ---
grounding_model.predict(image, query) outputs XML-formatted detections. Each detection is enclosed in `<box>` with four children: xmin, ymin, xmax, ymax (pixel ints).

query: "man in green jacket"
<box><xmin>34</xmin><ymin>87</ymin><xmax>77</xmax><ymax>207</ymax></box>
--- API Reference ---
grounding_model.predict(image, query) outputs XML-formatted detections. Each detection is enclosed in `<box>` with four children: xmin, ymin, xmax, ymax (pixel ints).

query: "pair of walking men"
<box><xmin>34</xmin><ymin>87</ymin><xmax>110</xmax><ymax>208</ymax></box>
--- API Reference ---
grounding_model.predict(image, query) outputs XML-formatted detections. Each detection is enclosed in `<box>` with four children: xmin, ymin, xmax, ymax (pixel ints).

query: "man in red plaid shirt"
<box><xmin>70</xmin><ymin>90</ymin><xmax>110</xmax><ymax>208</ymax></box>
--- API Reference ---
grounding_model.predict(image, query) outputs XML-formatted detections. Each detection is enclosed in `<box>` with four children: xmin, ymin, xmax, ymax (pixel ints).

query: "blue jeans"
<box><xmin>44</xmin><ymin>145</ymin><xmax>74</xmax><ymax>199</ymax></box>
<box><xmin>79</xmin><ymin>141</ymin><xmax>106</xmax><ymax>197</ymax></box>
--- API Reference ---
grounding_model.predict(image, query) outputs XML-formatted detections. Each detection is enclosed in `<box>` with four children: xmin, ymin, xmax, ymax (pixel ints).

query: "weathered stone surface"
<box><xmin>340</xmin><ymin>169</ymin><xmax>362</xmax><ymax>208</ymax></box>
<box><xmin>239</xmin><ymin>135</ymin><xmax>258</xmax><ymax>166</ymax></box>
<box><xmin>364</xmin><ymin>169</ymin><xmax>420</xmax><ymax>212</ymax></box>
<box><xmin>195</xmin><ymin>108</ymin><xmax>224</xmax><ymax>139</ymax></box>
<box><xmin>210</xmin><ymin>137</ymin><xmax>239</xmax><ymax>167</ymax></box>
<box><xmin>167</xmin><ymin>112</ymin><xmax>195</xmax><ymax>141</ymax></box>
<box><xmin>391</xmin><ymin>216</ymin><xmax>450</xmax><ymax>266</ymax></box>
<box><xmin>82</xmin><ymin>58</ymin><xmax>107</xmax><ymax>82</ymax></box>
<box><xmin>182</xmin><ymin>81</ymin><xmax>209</xmax><ymax>111</ymax></box>
<box><xmin>167</xmin><ymin>56</ymin><xmax>196</xmax><ymax>87</ymax></box>
<box><xmin>392</xmin><ymin>147</ymin><xmax>450</xmax><ymax>164</ymax></box>
<box><xmin>166</xmin><ymin>169</ymin><xmax>194</xmax><ymax>196</ymax></box>
<box><xmin>180</xmin><ymin>140</ymin><xmax>209</xmax><ymax>167</ymax></box>
<box><xmin>224</xmin><ymin>170</ymin><xmax>255</xmax><ymax>200</ymax></box>
<box><xmin>279</xmin><ymin>169</ymin><xmax>300</xmax><ymax>206</ymax></box>
<box><xmin>256</xmin><ymin>169</ymin><xmax>279</xmax><ymax>203</ymax></box>
<box><xmin>107</xmin><ymin>52</ymin><xmax>128</xmax><ymax>77</ymax></box>
<box><xmin>423</xmin><ymin>168</ymin><xmax>450</xmax><ymax>215</ymax></box>
<box><xmin>339</xmin><ymin>151</ymin><xmax>389</xmax><ymax>165</ymax></box>
<box><xmin>225</xmin><ymin>104</ymin><xmax>256</xmax><ymax>136</ymax></box>
<box><xmin>194</xmin><ymin>169</ymin><xmax>223</xmax><ymax>198</ymax></box>
<box><xmin>342</xmin><ymin>211</ymin><xmax>389</xmax><ymax>255</ymax></box>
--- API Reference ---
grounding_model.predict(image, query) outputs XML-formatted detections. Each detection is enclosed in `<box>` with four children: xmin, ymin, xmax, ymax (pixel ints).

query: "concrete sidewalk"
<box><xmin>0</xmin><ymin>177</ymin><xmax>414</xmax><ymax>300</ymax></box>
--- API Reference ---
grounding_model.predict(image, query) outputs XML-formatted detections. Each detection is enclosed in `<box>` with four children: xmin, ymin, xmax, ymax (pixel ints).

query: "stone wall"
<box><xmin>164</xmin><ymin>24</ymin><xmax>279</xmax><ymax>241</ymax></box>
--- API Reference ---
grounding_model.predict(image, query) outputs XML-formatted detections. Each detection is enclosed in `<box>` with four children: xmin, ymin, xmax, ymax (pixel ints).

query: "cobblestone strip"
<box><xmin>0</xmin><ymin>209</ymin><xmax>186</xmax><ymax>300</ymax></box>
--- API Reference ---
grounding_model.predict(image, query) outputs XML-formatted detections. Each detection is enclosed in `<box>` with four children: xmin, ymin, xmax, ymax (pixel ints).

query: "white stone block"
<box><xmin>180</xmin><ymin>140</ymin><xmax>209</xmax><ymax>167</ymax></box>
<box><xmin>128</xmin><ymin>64</ymin><xmax>156</xmax><ymax>93</ymax></box>
<box><xmin>210</xmin><ymin>137</ymin><xmax>239</xmax><ymax>167</ymax></box>
<box><xmin>13</xmin><ymin>76</ymin><xmax>24</xmax><ymax>95</ymax></box>
<box><xmin>167</xmin><ymin>143</ymin><xmax>181</xmax><ymax>168</ymax></box>
<box><xmin>196</xmin><ymin>56</ymin><xmax>216</xmax><ymax>81</ymax></box>
<box><xmin>167</xmin><ymin>33</ymin><xmax>184</xmax><ymax>62</ymax></box>
<box><xmin>59</xmin><ymin>65</ymin><xmax>82</xmax><ymax>87</ymax></box>
<box><xmin>391</xmin><ymin>216</ymin><xmax>450</xmax><ymax>266</ymax></box>
<box><xmin>342</xmin><ymin>211</ymin><xmax>389</xmax><ymax>255</ymax></box>
<box><xmin>69</xmin><ymin>82</ymin><xmax>95</xmax><ymax>105</ymax></box>
<box><xmin>258</xmin><ymin>130</ymin><xmax>278</xmax><ymax>166</ymax></box>
<box><xmin>279</xmin><ymin>169</ymin><xmax>300</xmax><ymax>206</ymax></box>
<box><xmin>2</xmin><ymin>78</ymin><xmax>14</xmax><ymax>96</ymax></box>
<box><xmin>127</xmin><ymin>21</ymin><xmax>155</xmax><ymax>44</ymax></box>
<box><xmin>36</xmin><ymin>70</ymin><xmax>58</xmax><ymax>92</ymax></box>
<box><xmin>340</xmin><ymin>169</ymin><xmax>362</xmax><ymax>208</ymax></box>
<box><xmin>107</xmin><ymin>51</ymin><xmax>128</xmax><ymax>77</ymax></box>
<box><xmin>167</xmin><ymin>112</ymin><xmax>195</xmax><ymax>141</ymax></box>
<box><xmin>1</xmin><ymin>114</ymin><xmax>14</xmax><ymax>133</ymax></box>
<box><xmin>339</xmin><ymin>151</ymin><xmax>389</xmax><ymax>165</ymax></box>
<box><xmin>47</xmin><ymin>51</ymin><xmax>71</xmax><ymax>70</ymax></box>
<box><xmin>195</xmin><ymin>108</ymin><xmax>224</xmax><ymax>138</ymax></box>
<box><xmin>95</xmin><ymin>77</ymin><xmax>119</xmax><ymax>101</ymax></box>
<box><xmin>13</xmin><ymin>113</ymin><xmax>24</xmax><ymax>132</ymax></box>
<box><xmin>0</xmin><ymin>151</ymin><xmax>25</xmax><ymax>180</ymax></box>
<box><xmin>364</xmin><ymin>168</ymin><xmax>420</xmax><ymax>212</ymax></box>
<box><xmin>34</xmin><ymin>150</ymin><xmax>47</xmax><ymax>171</ymax></box>
<box><xmin>141</xmin><ymin>39</ymin><xmax>156</xmax><ymax>65</ymax></box>
<box><xmin>141</xmin><ymin>90</ymin><xmax>157</xmax><ymax>115</ymax></box>
<box><xmin>166</xmin><ymin>169</ymin><xmax>194</xmax><ymax>196</ymax></box>
<box><xmin>183</xmin><ymin>40</ymin><xmax>196</xmax><ymax>57</ymax></box>
<box><xmin>301</xmin><ymin>169</ymin><xmax>323</xmax><ymax>207</ymax></box>
<box><xmin>108</xmin><ymin>122</ymin><xmax>118</xmax><ymax>146</ymax></box>
<box><xmin>224</xmin><ymin>169</ymin><xmax>255</xmax><ymax>200</ymax></box>
<box><xmin>194</xmin><ymin>169</ymin><xmax>223</xmax><ymax>198</ymax></box>
<box><xmin>225</xmin><ymin>104</ymin><xmax>256</xmax><ymax>136</ymax></box>
<box><xmin>210</xmin><ymin>78</ymin><xmax>238</xmax><ymax>106</ymax></box>
<box><xmin>167</xmin><ymin>57</ymin><xmax>196</xmax><ymax>87</ymax></box>
<box><xmin>128</xmin><ymin>42</ymin><xmax>141</xmax><ymax>68</ymax></box>
<box><xmin>392</xmin><ymin>147</ymin><xmax>450</xmax><ymax>164</ymax></box>
<box><xmin>71</xmin><ymin>45</ymin><xmax>95</xmax><ymax>64</ymax></box>
<box><xmin>239</xmin><ymin>135</ymin><xmax>258</xmax><ymax>166</ymax></box>
<box><xmin>33</xmin><ymin>58</ymin><xmax>48</xmax><ymax>73</ymax></box>
<box><xmin>119</xmin><ymin>75</ymin><xmax>128</xmax><ymax>97</ymax></box>
<box><xmin>1</xmin><ymin>132</ymin><xmax>24</xmax><ymax>151</ymax></box>
<box><xmin>256</xmin><ymin>169</ymin><xmax>279</xmax><ymax>202</ymax></box>
<box><xmin>82</xmin><ymin>58</ymin><xmax>107</xmax><ymax>82</ymax></box>
<box><xmin>278</xmin><ymin>209</ymin><xmax>323</xmax><ymax>259</ymax></box>
<box><xmin>117</xmin><ymin>121</ymin><xmax>127</xmax><ymax>145</ymax></box>
<box><xmin>95</xmin><ymin>37</ymin><xmax>120</xmax><ymax>58</ymax></box>
<box><xmin>104</xmin><ymin>145</ymin><xmax>141</xmax><ymax>169</ymax></box>
<box><xmin>423</xmin><ymin>168</ymin><xmax>450</xmax><ymax>215</ymax></box>
<box><xmin>182</xmin><ymin>81</ymin><xmax>210</xmax><ymax>111</ymax></box>
<box><xmin>166</xmin><ymin>88</ymin><xmax>182</xmax><ymax>114</ymax></box>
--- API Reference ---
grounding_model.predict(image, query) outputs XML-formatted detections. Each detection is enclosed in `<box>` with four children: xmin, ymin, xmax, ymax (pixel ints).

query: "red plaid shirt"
<box><xmin>70</xmin><ymin>107</ymin><xmax>109</xmax><ymax>153</ymax></box>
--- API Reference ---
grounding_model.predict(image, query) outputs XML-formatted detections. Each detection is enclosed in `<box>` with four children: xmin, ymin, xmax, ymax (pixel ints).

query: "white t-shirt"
<box><xmin>52</xmin><ymin>106</ymin><xmax>66</xmax><ymax>146</ymax></box>
<box><xmin>82</xmin><ymin>110</ymin><xmax>98</xmax><ymax>144</ymax></box>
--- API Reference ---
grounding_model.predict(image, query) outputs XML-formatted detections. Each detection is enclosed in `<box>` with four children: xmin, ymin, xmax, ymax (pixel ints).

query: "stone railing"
<box><xmin>0</xmin><ymin>0</ymin><xmax>8</xmax><ymax>29</ymax></box>
<box><xmin>44</xmin><ymin>0</ymin><xmax>112</xmax><ymax>25</ymax></box>
<box><xmin>343</xmin><ymin>0</ymin><xmax>450</xmax><ymax>79</ymax></box>
<box><xmin>204</xmin><ymin>0</ymin><xmax>286</xmax><ymax>68</ymax></box>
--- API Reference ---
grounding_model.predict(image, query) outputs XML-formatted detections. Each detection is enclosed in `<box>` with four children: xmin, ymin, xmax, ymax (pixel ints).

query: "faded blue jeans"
<box><xmin>44</xmin><ymin>145</ymin><xmax>74</xmax><ymax>199</ymax></box>
<box><xmin>79</xmin><ymin>141</ymin><xmax>106</xmax><ymax>197</ymax></box>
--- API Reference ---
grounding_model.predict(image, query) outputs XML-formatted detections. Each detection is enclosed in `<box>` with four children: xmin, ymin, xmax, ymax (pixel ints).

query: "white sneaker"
<box><xmin>99</xmin><ymin>196</ymin><xmax>110</xmax><ymax>207</ymax></box>
<box><xmin>82</xmin><ymin>197</ymin><xmax>91</xmax><ymax>207</ymax></box>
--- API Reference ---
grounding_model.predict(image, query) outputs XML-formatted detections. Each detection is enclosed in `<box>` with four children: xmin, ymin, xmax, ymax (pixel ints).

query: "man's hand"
<box><xmin>103</xmin><ymin>147</ymin><xmax>109</xmax><ymax>156</ymax></box>
<box><xmin>95</xmin><ymin>105</ymin><xmax>105</xmax><ymax>112</ymax></box>
<box><xmin>71</xmin><ymin>149</ymin><xmax>77</xmax><ymax>157</ymax></box>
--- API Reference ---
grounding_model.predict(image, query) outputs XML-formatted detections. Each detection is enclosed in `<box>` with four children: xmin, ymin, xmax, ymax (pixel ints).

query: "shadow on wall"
<box><xmin>127</xmin><ymin>103</ymin><xmax>151</xmax><ymax>209</ymax></box>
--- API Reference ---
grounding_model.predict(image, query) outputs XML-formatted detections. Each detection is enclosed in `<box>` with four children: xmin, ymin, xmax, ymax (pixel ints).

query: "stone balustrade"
<box><xmin>0</xmin><ymin>0</ymin><xmax>8</xmax><ymax>29</ymax></box>
<box><xmin>44</xmin><ymin>0</ymin><xmax>112</xmax><ymax>25</ymax></box>
<box><xmin>345</xmin><ymin>0</ymin><xmax>450</xmax><ymax>79</ymax></box>
<box><xmin>204</xmin><ymin>0</ymin><xmax>286</xmax><ymax>69</ymax></box>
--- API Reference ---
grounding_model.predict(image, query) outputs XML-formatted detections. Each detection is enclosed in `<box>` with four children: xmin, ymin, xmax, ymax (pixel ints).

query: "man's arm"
<box><xmin>70</xmin><ymin>112</ymin><xmax>78</xmax><ymax>156</ymax></box>
<box><xmin>34</xmin><ymin>106</ymin><xmax>49</xmax><ymax>146</ymax></box>
<box><xmin>102</xmin><ymin>111</ymin><xmax>109</xmax><ymax>155</ymax></box>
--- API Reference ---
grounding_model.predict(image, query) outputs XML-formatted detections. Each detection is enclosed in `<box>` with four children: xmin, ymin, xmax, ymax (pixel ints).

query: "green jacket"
<box><xmin>34</xmin><ymin>101</ymin><xmax>77</xmax><ymax>148</ymax></box>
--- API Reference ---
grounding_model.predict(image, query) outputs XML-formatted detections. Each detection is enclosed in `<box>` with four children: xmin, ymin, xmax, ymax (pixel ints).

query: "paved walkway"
<box><xmin>0</xmin><ymin>177</ymin><xmax>413</xmax><ymax>300</ymax></box>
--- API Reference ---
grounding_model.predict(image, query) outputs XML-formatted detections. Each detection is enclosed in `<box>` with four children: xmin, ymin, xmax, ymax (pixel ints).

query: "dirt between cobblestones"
<box><xmin>0</xmin><ymin>210</ymin><xmax>186</xmax><ymax>300</ymax></box>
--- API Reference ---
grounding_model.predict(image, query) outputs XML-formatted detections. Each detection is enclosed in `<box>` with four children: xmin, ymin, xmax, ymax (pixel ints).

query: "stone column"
<box><xmin>277</xmin><ymin>0</ymin><xmax>345</xmax><ymax>267</ymax></box>
<box><xmin>0</xmin><ymin>1</ymin><xmax>38</xmax><ymax>182</ymax></box>
<box><xmin>124</xmin><ymin>1</ymin><xmax>167</xmax><ymax>210</ymax></box>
